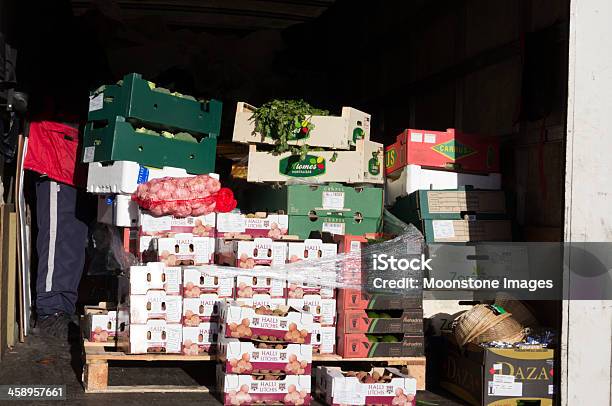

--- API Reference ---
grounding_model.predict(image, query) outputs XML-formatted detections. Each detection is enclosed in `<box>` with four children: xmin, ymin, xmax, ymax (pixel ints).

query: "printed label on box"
<box><xmin>322</xmin><ymin>222</ymin><xmax>345</xmax><ymax>235</ymax></box>
<box><xmin>493</xmin><ymin>374</ymin><xmax>515</xmax><ymax>384</ymax></box>
<box><xmin>410</xmin><ymin>132</ymin><xmax>423</xmax><ymax>142</ymax></box>
<box><xmin>487</xmin><ymin>381</ymin><xmax>523</xmax><ymax>397</ymax></box>
<box><xmin>88</xmin><ymin>93</ymin><xmax>104</xmax><ymax>112</ymax></box>
<box><xmin>83</xmin><ymin>146</ymin><xmax>96</xmax><ymax>163</ymax></box>
<box><xmin>322</xmin><ymin>191</ymin><xmax>345</xmax><ymax>210</ymax></box>
<box><xmin>424</xmin><ymin>133</ymin><xmax>437</xmax><ymax>143</ymax></box>
<box><xmin>432</xmin><ymin>220</ymin><xmax>455</xmax><ymax>239</ymax></box>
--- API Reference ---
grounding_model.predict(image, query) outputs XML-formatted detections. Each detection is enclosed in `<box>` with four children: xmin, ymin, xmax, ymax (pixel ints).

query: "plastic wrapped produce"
<box><xmin>132</xmin><ymin>174</ymin><xmax>237</xmax><ymax>217</ymax></box>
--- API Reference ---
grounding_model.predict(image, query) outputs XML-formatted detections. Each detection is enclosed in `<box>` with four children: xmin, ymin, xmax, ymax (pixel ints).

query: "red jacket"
<box><xmin>24</xmin><ymin>121</ymin><xmax>86</xmax><ymax>187</ymax></box>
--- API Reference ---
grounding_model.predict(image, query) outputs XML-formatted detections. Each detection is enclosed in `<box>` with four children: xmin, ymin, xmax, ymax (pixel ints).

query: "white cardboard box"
<box><xmin>219</xmin><ymin>338</ymin><xmax>312</xmax><ymax>375</ymax></box>
<box><xmin>311</xmin><ymin>323</ymin><xmax>336</xmax><ymax>354</ymax></box>
<box><xmin>84</xmin><ymin>309</ymin><xmax>117</xmax><ymax>343</ymax></box>
<box><xmin>386</xmin><ymin>164</ymin><xmax>502</xmax><ymax>205</ymax></box>
<box><xmin>140</xmin><ymin>234</ymin><xmax>215</xmax><ymax>266</ymax></box>
<box><xmin>235</xmin><ymin>273</ymin><xmax>286</xmax><ymax>299</ymax></box>
<box><xmin>183</xmin><ymin>294</ymin><xmax>228</xmax><ymax>324</ymax></box>
<box><xmin>287</xmin><ymin>296</ymin><xmax>336</xmax><ymax>326</ymax></box>
<box><xmin>182</xmin><ymin>322</ymin><xmax>219</xmax><ymax>355</ymax></box>
<box><xmin>140</xmin><ymin>212</ymin><xmax>216</xmax><ymax>237</ymax></box>
<box><xmin>216</xmin><ymin>212</ymin><xmax>289</xmax><ymax>239</ymax></box>
<box><xmin>127</xmin><ymin>262</ymin><xmax>182</xmax><ymax>295</ymax></box>
<box><xmin>124</xmin><ymin>320</ymin><xmax>182</xmax><ymax>354</ymax></box>
<box><xmin>232</xmin><ymin>101</ymin><xmax>370</xmax><ymax>150</ymax></box>
<box><xmin>87</xmin><ymin>161</ymin><xmax>193</xmax><ymax>194</ymax></box>
<box><xmin>216</xmin><ymin>238</ymin><xmax>287</xmax><ymax>268</ymax></box>
<box><xmin>97</xmin><ymin>194</ymin><xmax>140</xmax><ymax>227</ymax></box>
<box><xmin>316</xmin><ymin>366</ymin><xmax>417</xmax><ymax>406</ymax></box>
<box><xmin>183</xmin><ymin>267</ymin><xmax>234</xmax><ymax>298</ymax></box>
<box><xmin>247</xmin><ymin>139</ymin><xmax>384</xmax><ymax>184</ymax></box>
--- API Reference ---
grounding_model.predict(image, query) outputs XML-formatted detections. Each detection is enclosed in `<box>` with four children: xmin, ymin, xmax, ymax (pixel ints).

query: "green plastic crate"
<box><xmin>83</xmin><ymin>116</ymin><xmax>216</xmax><ymax>174</ymax></box>
<box><xmin>88</xmin><ymin>73</ymin><xmax>222</xmax><ymax>136</ymax></box>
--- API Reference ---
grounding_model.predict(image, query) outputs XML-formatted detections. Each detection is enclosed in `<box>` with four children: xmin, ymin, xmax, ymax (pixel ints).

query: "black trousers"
<box><xmin>35</xmin><ymin>178</ymin><xmax>89</xmax><ymax>316</ymax></box>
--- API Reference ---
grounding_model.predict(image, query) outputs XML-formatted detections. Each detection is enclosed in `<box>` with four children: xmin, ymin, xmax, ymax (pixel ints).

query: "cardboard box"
<box><xmin>394</xmin><ymin>190</ymin><xmax>507</xmax><ymax>220</ymax></box>
<box><xmin>216</xmin><ymin>238</ymin><xmax>287</xmax><ymax>268</ymax></box>
<box><xmin>217</xmin><ymin>212</ymin><xmax>288</xmax><ymax>239</ymax></box>
<box><xmin>287</xmin><ymin>239</ymin><xmax>337</xmax><ymax>262</ymax></box>
<box><xmin>311</xmin><ymin>324</ymin><xmax>336</xmax><ymax>354</ymax></box>
<box><xmin>140</xmin><ymin>212</ymin><xmax>216</xmax><ymax>237</ymax></box>
<box><xmin>439</xmin><ymin>338</ymin><xmax>555</xmax><ymax>406</ymax></box>
<box><xmin>140</xmin><ymin>234</ymin><xmax>215</xmax><ymax>265</ymax></box>
<box><xmin>183</xmin><ymin>294</ymin><xmax>227</xmax><ymax>324</ymax></box>
<box><xmin>218</xmin><ymin>367</ymin><xmax>312</xmax><ymax>406</ymax></box>
<box><xmin>418</xmin><ymin>220</ymin><xmax>513</xmax><ymax>243</ymax></box>
<box><xmin>287</xmin><ymin>282</ymin><xmax>335</xmax><ymax>300</ymax></box>
<box><xmin>126</xmin><ymin>263</ymin><xmax>182</xmax><ymax>296</ymax></box>
<box><xmin>84</xmin><ymin>307</ymin><xmax>117</xmax><ymax>343</ymax></box>
<box><xmin>233</xmin><ymin>101</ymin><xmax>370</xmax><ymax>150</ymax></box>
<box><xmin>385</xmin><ymin>164</ymin><xmax>501</xmax><ymax>205</ymax></box>
<box><xmin>219</xmin><ymin>338</ymin><xmax>313</xmax><ymax>375</ymax></box>
<box><xmin>287</xmin><ymin>296</ymin><xmax>337</xmax><ymax>326</ymax></box>
<box><xmin>183</xmin><ymin>267</ymin><xmax>234</xmax><ymax>298</ymax></box>
<box><xmin>247</xmin><ymin>139</ymin><xmax>384</xmax><ymax>184</ymax></box>
<box><xmin>385</xmin><ymin>128</ymin><xmax>500</xmax><ymax>175</ymax></box>
<box><xmin>426</xmin><ymin>244</ymin><xmax>530</xmax><ymax>285</ymax></box>
<box><xmin>121</xmin><ymin>291</ymin><xmax>183</xmax><ymax>324</ymax></box>
<box><xmin>316</xmin><ymin>366</ymin><xmax>417</xmax><ymax>406</ymax></box>
<box><xmin>337</xmin><ymin>309</ymin><xmax>423</xmax><ymax>334</ymax></box>
<box><xmin>120</xmin><ymin>320</ymin><xmax>182</xmax><ymax>354</ymax></box>
<box><xmin>235</xmin><ymin>273</ymin><xmax>286</xmax><ymax>299</ymax></box>
<box><xmin>220</xmin><ymin>301</ymin><xmax>314</xmax><ymax>344</ymax></box>
<box><xmin>337</xmin><ymin>289</ymin><xmax>422</xmax><ymax>310</ymax></box>
<box><xmin>97</xmin><ymin>194</ymin><xmax>140</xmax><ymax>227</ymax></box>
<box><xmin>336</xmin><ymin>333</ymin><xmax>424</xmax><ymax>358</ymax></box>
<box><xmin>182</xmin><ymin>322</ymin><xmax>219</xmax><ymax>355</ymax></box>
<box><xmin>86</xmin><ymin>160</ymin><xmax>192</xmax><ymax>194</ymax></box>
<box><xmin>242</xmin><ymin>183</ymin><xmax>383</xmax><ymax>238</ymax></box>
<box><xmin>234</xmin><ymin>296</ymin><xmax>286</xmax><ymax>309</ymax></box>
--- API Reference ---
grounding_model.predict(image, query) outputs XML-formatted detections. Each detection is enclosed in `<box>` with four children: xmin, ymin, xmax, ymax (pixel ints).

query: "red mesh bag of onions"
<box><xmin>132</xmin><ymin>175</ymin><xmax>237</xmax><ymax>217</ymax></box>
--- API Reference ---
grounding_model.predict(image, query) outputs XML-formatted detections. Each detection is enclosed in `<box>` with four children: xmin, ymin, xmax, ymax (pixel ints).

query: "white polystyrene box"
<box><xmin>97</xmin><ymin>194</ymin><xmax>139</xmax><ymax>227</ymax></box>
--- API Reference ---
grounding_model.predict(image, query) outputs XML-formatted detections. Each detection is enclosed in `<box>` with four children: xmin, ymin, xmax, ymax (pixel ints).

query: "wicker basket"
<box><xmin>453</xmin><ymin>304</ymin><xmax>524</xmax><ymax>346</ymax></box>
<box><xmin>495</xmin><ymin>293</ymin><xmax>538</xmax><ymax>328</ymax></box>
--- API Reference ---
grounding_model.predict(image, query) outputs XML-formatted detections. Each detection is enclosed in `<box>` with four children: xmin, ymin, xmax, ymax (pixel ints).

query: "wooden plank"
<box><xmin>6</xmin><ymin>212</ymin><xmax>17</xmax><ymax>347</ymax></box>
<box><xmin>85</xmin><ymin>385</ymin><xmax>211</xmax><ymax>394</ymax></box>
<box><xmin>83</xmin><ymin>361</ymin><xmax>108</xmax><ymax>392</ymax></box>
<box><xmin>0</xmin><ymin>204</ymin><xmax>7</xmax><ymax>359</ymax></box>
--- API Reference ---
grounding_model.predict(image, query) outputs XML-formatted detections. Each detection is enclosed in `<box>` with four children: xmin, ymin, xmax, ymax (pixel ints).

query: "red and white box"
<box><xmin>287</xmin><ymin>296</ymin><xmax>336</xmax><ymax>326</ymax></box>
<box><xmin>218</xmin><ymin>367</ymin><xmax>312</xmax><ymax>406</ymax></box>
<box><xmin>216</xmin><ymin>238</ymin><xmax>287</xmax><ymax>268</ymax></box>
<box><xmin>123</xmin><ymin>320</ymin><xmax>182</xmax><ymax>354</ymax></box>
<box><xmin>287</xmin><ymin>239</ymin><xmax>337</xmax><ymax>263</ymax></box>
<box><xmin>217</xmin><ymin>212</ymin><xmax>289</xmax><ymax>239</ymax></box>
<box><xmin>84</xmin><ymin>306</ymin><xmax>117</xmax><ymax>343</ymax></box>
<box><xmin>140</xmin><ymin>212</ymin><xmax>216</xmax><ymax>237</ymax></box>
<box><xmin>127</xmin><ymin>262</ymin><xmax>182</xmax><ymax>295</ymax></box>
<box><xmin>183</xmin><ymin>294</ymin><xmax>227</xmax><ymax>324</ymax></box>
<box><xmin>234</xmin><ymin>296</ymin><xmax>286</xmax><ymax>309</ymax></box>
<box><xmin>125</xmin><ymin>291</ymin><xmax>183</xmax><ymax>324</ymax></box>
<box><xmin>316</xmin><ymin>366</ymin><xmax>417</xmax><ymax>406</ymax></box>
<box><xmin>220</xmin><ymin>338</ymin><xmax>312</xmax><ymax>375</ymax></box>
<box><xmin>182</xmin><ymin>322</ymin><xmax>219</xmax><ymax>355</ymax></box>
<box><xmin>140</xmin><ymin>233</ymin><xmax>215</xmax><ymax>266</ymax></box>
<box><xmin>183</xmin><ymin>267</ymin><xmax>234</xmax><ymax>298</ymax></box>
<box><xmin>287</xmin><ymin>282</ymin><xmax>335</xmax><ymax>299</ymax></box>
<box><xmin>235</xmin><ymin>273</ymin><xmax>286</xmax><ymax>299</ymax></box>
<box><xmin>385</xmin><ymin>128</ymin><xmax>500</xmax><ymax>175</ymax></box>
<box><xmin>220</xmin><ymin>301</ymin><xmax>313</xmax><ymax>344</ymax></box>
<box><xmin>311</xmin><ymin>323</ymin><xmax>336</xmax><ymax>354</ymax></box>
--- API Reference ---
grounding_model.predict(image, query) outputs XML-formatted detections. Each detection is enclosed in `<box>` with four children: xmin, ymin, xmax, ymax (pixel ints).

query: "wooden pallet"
<box><xmin>82</xmin><ymin>340</ymin><xmax>426</xmax><ymax>393</ymax></box>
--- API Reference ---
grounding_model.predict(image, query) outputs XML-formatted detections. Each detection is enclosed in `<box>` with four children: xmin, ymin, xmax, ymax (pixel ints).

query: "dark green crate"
<box><xmin>88</xmin><ymin>73</ymin><xmax>222</xmax><ymax>136</ymax></box>
<box><xmin>288</xmin><ymin>214</ymin><xmax>382</xmax><ymax>239</ymax></box>
<box><xmin>83</xmin><ymin>116</ymin><xmax>216</xmax><ymax>174</ymax></box>
<box><xmin>392</xmin><ymin>189</ymin><xmax>506</xmax><ymax>220</ymax></box>
<box><xmin>242</xmin><ymin>183</ymin><xmax>384</xmax><ymax>218</ymax></box>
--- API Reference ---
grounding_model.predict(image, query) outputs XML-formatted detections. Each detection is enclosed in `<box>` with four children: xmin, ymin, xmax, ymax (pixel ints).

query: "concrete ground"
<box><xmin>0</xmin><ymin>336</ymin><xmax>466</xmax><ymax>406</ymax></box>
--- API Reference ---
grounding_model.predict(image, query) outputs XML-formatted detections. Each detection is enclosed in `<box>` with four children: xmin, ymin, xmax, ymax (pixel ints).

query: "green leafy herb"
<box><xmin>250</xmin><ymin>99</ymin><xmax>328</xmax><ymax>158</ymax></box>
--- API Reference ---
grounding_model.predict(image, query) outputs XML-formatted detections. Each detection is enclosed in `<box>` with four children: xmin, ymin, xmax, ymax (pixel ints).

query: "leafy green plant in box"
<box><xmin>250</xmin><ymin>99</ymin><xmax>328</xmax><ymax>158</ymax></box>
